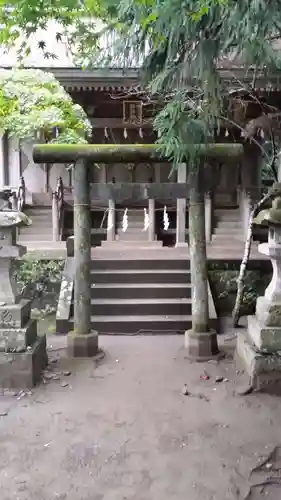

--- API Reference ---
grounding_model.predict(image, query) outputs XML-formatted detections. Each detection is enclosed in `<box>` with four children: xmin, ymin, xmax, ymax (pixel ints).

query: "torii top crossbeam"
<box><xmin>33</xmin><ymin>143</ymin><xmax>243</xmax><ymax>164</ymax></box>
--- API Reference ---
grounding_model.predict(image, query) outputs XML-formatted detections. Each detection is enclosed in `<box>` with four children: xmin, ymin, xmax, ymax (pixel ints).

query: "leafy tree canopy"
<box><xmin>0</xmin><ymin>68</ymin><xmax>91</xmax><ymax>143</ymax></box>
<box><xmin>1</xmin><ymin>0</ymin><xmax>281</xmax><ymax>160</ymax></box>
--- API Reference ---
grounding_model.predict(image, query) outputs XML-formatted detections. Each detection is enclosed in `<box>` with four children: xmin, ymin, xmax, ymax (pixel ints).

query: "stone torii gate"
<box><xmin>33</xmin><ymin>143</ymin><xmax>243</xmax><ymax>359</ymax></box>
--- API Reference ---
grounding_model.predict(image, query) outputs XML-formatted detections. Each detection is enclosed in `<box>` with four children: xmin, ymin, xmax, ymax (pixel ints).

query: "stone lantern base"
<box><xmin>0</xmin><ymin>299</ymin><xmax>48</xmax><ymax>389</ymax></box>
<box><xmin>235</xmin><ymin>332</ymin><xmax>281</xmax><ymax>391</ymax></box>
<box><xmin>235</xmin><ymin>224</ymin><xmax>281</xmax><ymax>391</ymax></box>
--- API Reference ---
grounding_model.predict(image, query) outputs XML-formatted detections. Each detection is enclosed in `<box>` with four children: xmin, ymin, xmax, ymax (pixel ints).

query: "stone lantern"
<box><xmin>236</xmin><ymin>196</ymin><xmax>281</xmax><ymax>389</ymax></box>
<box><xmin>0</xmin><ymin>190</ymin><xmax>47</xmax><ymax>389</ymax></box>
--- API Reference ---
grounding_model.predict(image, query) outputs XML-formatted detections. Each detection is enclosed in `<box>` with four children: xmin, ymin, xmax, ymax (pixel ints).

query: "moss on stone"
<box><xmin>33</xmin><ymin>143</ymin><xmax>244</xmax><ymax>164</ymax></box>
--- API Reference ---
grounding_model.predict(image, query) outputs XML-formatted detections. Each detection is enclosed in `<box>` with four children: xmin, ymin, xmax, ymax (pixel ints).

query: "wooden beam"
<box><xmin>90</xmin><ymin>183</ymin><xmax>190</xmax><ymax>201</ymax></box>
<box><xmin>33</xmin><ymin>143</ymin><xmax>244</xmax><ymax>164</ymax></box>
<box><xmin>90</xmin><ymin>118</ymin><xmax>153</xmax><ymax>129</ymax></box>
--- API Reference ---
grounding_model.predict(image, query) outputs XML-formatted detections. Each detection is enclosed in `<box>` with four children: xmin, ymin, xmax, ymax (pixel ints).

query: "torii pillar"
<box><xmin>33</xmin><ymin>143</ymin><xmax>243</xmax><ymax>360</ymax></box>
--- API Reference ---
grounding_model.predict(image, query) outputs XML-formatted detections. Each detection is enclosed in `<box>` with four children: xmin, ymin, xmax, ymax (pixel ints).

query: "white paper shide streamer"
<box><xmin>122</xmin><ymin>208</ymin><xmax>128</xmax><ymax>232</ymax></box>
<box><xmin>143</xmin><ymin>208</ymin><xmax>150</xmax><ymax>231</ymax></box>
<box><xmin>163</xmin><ymin>206</ymin><xmax>170</xmax><ymax>231</ymax></box>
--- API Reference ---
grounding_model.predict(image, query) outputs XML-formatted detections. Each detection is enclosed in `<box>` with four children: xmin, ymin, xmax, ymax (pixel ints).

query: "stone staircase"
<box><xmin>18</xmin><ymin>206</ymin><xmax>53</xmax><ymax>243</ymax></box>
<box><xmin>116</xmin><ymin>209</ymin><xmax>148</xmax><ymax>241</ymax></box>
<box><xmin>56</xmin><ymin>253</ymin><xmax>217</xmax><ymax>335</ymax></box>
<box><xmin>210</xmin><ymin>208</ymin><xmax>259</xmax><ymax>257</ymax></box>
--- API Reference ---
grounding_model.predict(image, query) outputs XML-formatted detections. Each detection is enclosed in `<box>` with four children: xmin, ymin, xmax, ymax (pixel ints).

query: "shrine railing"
<box><xmin>52</xmin><ymin>177</ymin><xmax>64</xmax><ymax>241</ymax></box>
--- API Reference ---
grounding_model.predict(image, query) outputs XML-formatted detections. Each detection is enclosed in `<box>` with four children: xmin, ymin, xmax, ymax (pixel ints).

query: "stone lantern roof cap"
<box><xmin>0</xmin><ymin>212</ymin><xmax>31</xmax><ymax>228</ymax></box>
<box><xmin>255</xmin><ymin>196</ymin><xmax>281</xmax><ymax>226</ymax></box>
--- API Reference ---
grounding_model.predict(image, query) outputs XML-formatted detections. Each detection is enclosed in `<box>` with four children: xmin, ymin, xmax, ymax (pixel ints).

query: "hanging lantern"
<box><xmin>122</xmin><ymin>208</ymin><xmax>128</xmax><ymax>232</ymax></box>
<box><xmin>163</xmin><ymin>206</ymin><xmax>170</xmax><ymax>231</ymax></box>
<box><xmin>143</xmin><ymin>208</ymin><xmax>150</xmax><ymax>231</ymax></box>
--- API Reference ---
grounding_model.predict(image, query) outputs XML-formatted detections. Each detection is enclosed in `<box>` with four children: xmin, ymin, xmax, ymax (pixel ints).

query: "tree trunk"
<box><xmin>73</xmin><ymin>159</ymin><xmax>91</xmax><ymax>335</ymax></box>
<box><xmin>189</xmin><ymin>162</ymin><xmax>209</xmax><ymax>332</ymax></box>
<box><xmin>232</xmin><ymin>187</ymin><xmax>281</xmax><ymax>326</ymax></box>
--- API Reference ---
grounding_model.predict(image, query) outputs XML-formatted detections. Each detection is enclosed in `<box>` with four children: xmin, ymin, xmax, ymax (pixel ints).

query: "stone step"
<box><xmin>25</xmin><ymin>209</ymin><xmax>52</xmax><ymax>217</ymax></box>
<box><xmin>18</xmin><ymin>234</ymin><xmax>54</xmax><ymax>242</ymax></box>
<box><xmin>21</xmin><ymin>217</ymin><xmax>52</xmax><ymax>224</ymax></box>
<box><xmin>215</xmin><ymin>209</ymin><xmax>240</xmax><ymax>215</ymax></box>
<box><xmin>214</xmin><ymin>227</ymin><xmax>242</xmax><ymax>235</ymax></box>
<box><xmin>211</xmin><ymin>235</ymin><xmax>244</xmax><ymax>244</ymax></box>
<box><xmin>217</xmin><ymin>218</ymin><xmax>241</xmax><ymax>224</ymax></box>
<box><xmin>90</xmin><ymin>258</ymin><xmax>190</xmax><ymax>270</ymax></box>
<box><xmin>90</xmin><ymin>297</ymin><xmax>192</xmax><ymax>316</ymax></box>
<box><xmin>212</xmin><ymin>235</ymin><xmax>244</xmax><ymax>242</ymax></box>
<box><xmin>216</xmin><ymin>221</ymin><xmax>242</xmax><ymax>229</ymax></box>
<box><xmin>68</xmin><ymin>314</ymin><xmax>192</xmax><ymax>334</ymax></box>
<box><xmin>116</xmin><ymin>234</ymin><xmax>153</xmax><ymax>242</ymax></box>
<box><xmin>91</xmin><ymin>269</ymin><xmax>191</xmax><ymax>284</ymax></box>
<box><xmin>20</xmin><ymin>224</ymin><xmax>53</xmax><ymax>232</ymax></box>
<box><xmin>26</xmin><ymin>214</ymin><xmax>52</xmax><ymax>221</ymax></box>
<box><xmin>215</xmin><ymin>212</ymin><xmax>240</xmax><ymax>222</ymax></box>
<box><xmin>124</xmin><ymin>212</ymin><xmax>145</xmax><ymax>217</ymax></box>
<box><xmin>90</xmin><ymin>283</ymin><xmax>192</xmax><ymax>299</ymax></box>
<box><xmin>117</xmin><ymin>222</ymin><xmax>146</xmax><ymax>229</ymax></box>
<box><xmin>101</xmin><ymin>240</ymin><xmax>163</xmax><ymax>248</ymax></box>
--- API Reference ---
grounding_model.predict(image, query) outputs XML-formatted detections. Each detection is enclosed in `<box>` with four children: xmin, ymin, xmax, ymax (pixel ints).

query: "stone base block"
<box><xmin>247</xmin><ymin>315</ymin><xmax>281</xmax><ymax>352</ymax></box>
<box><xmin>235</xmin><ymin>332</ymin><xmax>281</xmax><ymax>391</ymax></box>
<box><xmin>0</xmin><ymin>299</ymin><xmax>31</xmax><ymax>328</ymax></box>
<box><xmin>175</xmin><ymin>242</ymin><xmax>189</xmax><ymax>248</ymax></box>
<box><xmin>0</xmin><ymin>335</ymin><xmax>48</xmax><ymax>389</ymax></box>
<box><xmin>67</xmin><ymin>331</ymin><xmax>99</xmax><ymax>357</ymax></box>
<box><xmin>184</xmin><ymin>329</ymin><xmax>220</xmax><ymax>361</ymax></box>
<box><xmin>256</xmin><ymin>296</ymin><xmax>281</xmax><ymax>327</ymax></box>
<box><xmin>0</xmin><ymin>318</ymin><xmax>37</xmax><ymax>352</ymax></box>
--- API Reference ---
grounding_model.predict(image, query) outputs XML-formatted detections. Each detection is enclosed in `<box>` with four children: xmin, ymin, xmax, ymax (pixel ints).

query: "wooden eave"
<box><xmin>1</xmin><ymin>65</ymin><xmax>281</xmax><ymax>92</ymax></box>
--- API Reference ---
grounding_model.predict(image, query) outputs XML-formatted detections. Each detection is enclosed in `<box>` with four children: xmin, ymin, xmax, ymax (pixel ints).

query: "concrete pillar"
<box><xmin>155</xmin><ymin>163</ymin><xmax>161</xmax><ymax>183</ymax></box>
<box><xmin>8</xmin><ymin>137</ymin><xmax>20</xmax><ymax>187</ymax></box>
<box><xmin>52</xmin><ymin>192</ymin><xmax>59</xmax><ymax>241</ymax></box>
<box><xmin>148</xmin><ymin>198</ymin><xmax>155</xmax><ymax>241</ymax></box>
<box><xmin>73</xmin><ymin>159</ymin><xmax>92</xmax><ymax>335</ymax></box>
<box><xmin>67</xmin><ymin>159</ymin><xmax>98</xmax><ymax>358</ymax></box>
<box><xmin>107</xmin><ymin>199</ymin><xmax>115</xmax><ymax>241</ymax></box>
<box><xmin>0</xmin><ymin>136</ymin><xmax>5</xmax><ymax>188</ymax></box>
<box><xmin>100</xmin><ymin>163</ymin><xmax>107</xmax><ymax>183</ymax></box>
<box><xmin>176</xmin><ymin>163</ymin><xmax>188</xmax><ymax>247</ymax></box>
<box><xmin>205</xmin><ymin>192</ymin><xmax>213</xmax><ymax>242</ymax></box>
<box><xmin>241</xmin><ymin>190</ymin><xmax>252</xmax><ymax>240</ymax></box>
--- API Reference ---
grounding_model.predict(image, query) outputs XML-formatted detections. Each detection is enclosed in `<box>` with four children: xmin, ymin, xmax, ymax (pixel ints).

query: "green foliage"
<box><xmin>208</xmin><ymin>262</ymin><xmax>271</xmax><ymax>315</ymax></box>
<box><xmin>83</xmin><ymin>0</ymin><xmax>281</xmax><ymax>163</ymax></box>
<box><xmin>1</xmin><ymin>1</ymin><xmax>281</xmax><ymax>161</ymax></box>
<box><xmin>13</xmin><ymin>258</ymin><xmax>63</xmax><ymax>296</ymax></box>
<box><xmin>0</xmin><ymin>68</ymin><xmax>91</xmax><ymax>142</ymax></box>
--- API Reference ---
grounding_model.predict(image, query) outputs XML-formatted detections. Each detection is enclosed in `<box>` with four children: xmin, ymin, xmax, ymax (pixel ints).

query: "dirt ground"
<box><xmin>0</xmin><ymin>333</ymin><xmax>281</xmax><ymax>500</ymax></box>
